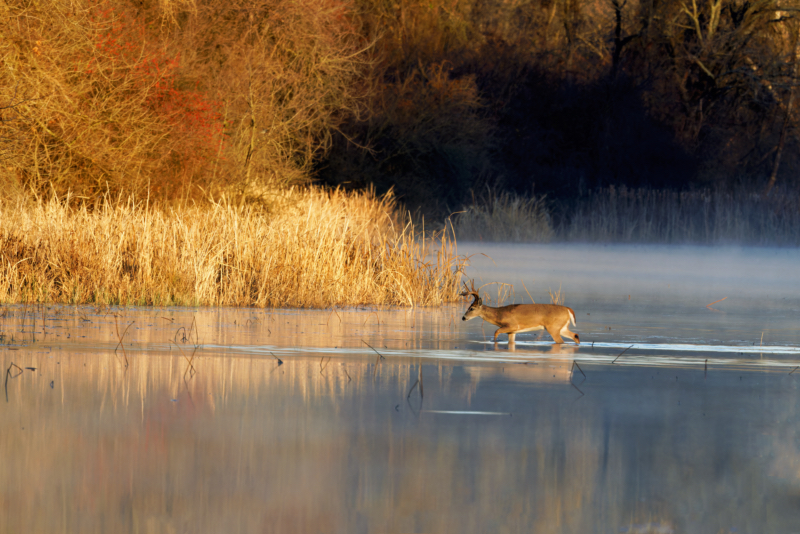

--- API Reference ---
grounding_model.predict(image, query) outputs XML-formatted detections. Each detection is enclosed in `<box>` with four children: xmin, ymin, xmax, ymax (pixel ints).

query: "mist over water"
<box><xmin>1</xmin><ymin>244</ymin><xmax>799</xmax><ymax>533</ymax></box>
<box><xmin>459</xmin><ymin>242</ymin><xmax>800</xmax><ymax>302</ymax></box>
<box><xmin>459</xmin><ymin>242</ymin><xmax>800</xmax><ymax>348</ymax></box>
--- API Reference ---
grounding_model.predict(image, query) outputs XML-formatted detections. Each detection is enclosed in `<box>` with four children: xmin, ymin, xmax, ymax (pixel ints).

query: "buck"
<box><xmin>461</xmin><ymin>289</ymin><xmax>580</xmax><ymax>345</ymax></box>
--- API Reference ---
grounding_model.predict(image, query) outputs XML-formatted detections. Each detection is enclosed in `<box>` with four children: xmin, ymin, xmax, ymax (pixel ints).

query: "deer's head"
<box><xmin>460</xmin><ymin>282</ymin><xmax>483</xmax><ymax>321</ymax></box>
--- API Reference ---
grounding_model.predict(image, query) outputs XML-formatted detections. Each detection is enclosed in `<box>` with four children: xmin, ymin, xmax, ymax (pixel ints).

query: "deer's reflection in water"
<box><xmin>503</xmin><ymin>340</ymin><xmax>580</xmax><ymax>355</ymax></box>
<box><xmin>465</xmin><ymin>347</ymin><xmax>578</xmax><ymax>385</ymax></box>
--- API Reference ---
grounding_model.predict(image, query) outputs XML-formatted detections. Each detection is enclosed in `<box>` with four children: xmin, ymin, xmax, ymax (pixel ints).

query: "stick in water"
<box><xmin>363</xmin><ymin>340</ymin><xmax>385</xmax><ymax>360</ymax></box>
<box><xmin>612</xmin><ymin>345</ymin><xmax>634</xmax><ymax>364</ymax></box>
<box><xmin>571</xmin><ymin>361</ymin><xmax>586</xmax><ymax>379</ymax></box>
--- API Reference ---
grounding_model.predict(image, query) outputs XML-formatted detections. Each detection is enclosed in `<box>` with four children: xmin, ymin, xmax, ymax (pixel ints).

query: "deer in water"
<box><xmin>460</xmin><ymin>284</ymin><xmax>580</xmax><ymax>345</ymax></box>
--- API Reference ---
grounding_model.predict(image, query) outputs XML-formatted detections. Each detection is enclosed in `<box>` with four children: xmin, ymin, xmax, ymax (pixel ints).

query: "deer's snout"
<box><xmin>461</xmin><ymin>315</ymin><xmax>466</xmax><ymax>321</ymax></box>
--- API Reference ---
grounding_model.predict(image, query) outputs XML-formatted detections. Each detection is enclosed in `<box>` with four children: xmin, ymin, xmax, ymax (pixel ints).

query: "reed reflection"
<box><xmin>0</xmin><ymin>305</ymin><xmax>799</xmax><ymax>533</ymax></box>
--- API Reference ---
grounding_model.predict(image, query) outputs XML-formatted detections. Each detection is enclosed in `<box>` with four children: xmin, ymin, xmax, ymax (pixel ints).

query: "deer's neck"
<box><xmin>478</xmin><ymin>305</ymin><xmax>503</xmax><ymax>327</ymax></box>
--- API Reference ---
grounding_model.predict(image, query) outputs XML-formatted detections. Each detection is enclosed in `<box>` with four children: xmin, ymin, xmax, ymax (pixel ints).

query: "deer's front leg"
<box><xmin>493</xmin><ymin>326</ymin><xmax>516</xmax><ymax>341</ymax></box>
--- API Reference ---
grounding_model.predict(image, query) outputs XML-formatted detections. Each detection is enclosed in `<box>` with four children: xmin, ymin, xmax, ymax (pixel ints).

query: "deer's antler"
<box><xmin>460</xmin><ymin>280</ymin><xmax>481</xmax><ymax>305</ymax></box>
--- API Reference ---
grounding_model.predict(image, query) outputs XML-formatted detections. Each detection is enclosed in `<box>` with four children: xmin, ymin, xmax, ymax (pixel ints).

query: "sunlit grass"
<box><xmin>0</xmin><ymin>188</ymin><xmax>465</xmax><ymax>307</ymax></box>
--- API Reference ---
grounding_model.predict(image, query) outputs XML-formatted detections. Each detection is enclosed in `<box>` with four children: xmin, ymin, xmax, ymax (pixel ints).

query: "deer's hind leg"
<box><xmin>545</xmin><ymin>325</ymin><xmax>565</xmax><ymax>344</ymax></box>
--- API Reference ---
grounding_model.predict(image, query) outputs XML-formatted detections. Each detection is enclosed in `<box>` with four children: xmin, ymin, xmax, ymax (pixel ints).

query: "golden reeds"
<box><xmin>0</xmin><ymin>188</ymin><xmax>466</xmax><ymax>307</ymax></box>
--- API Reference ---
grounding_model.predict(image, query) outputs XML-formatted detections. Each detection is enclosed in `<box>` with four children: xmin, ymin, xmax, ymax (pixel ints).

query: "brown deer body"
<box><xmin>461</xmin><ymin>291</ymin><xmax>580</xmax><ymax>345</ymax></box>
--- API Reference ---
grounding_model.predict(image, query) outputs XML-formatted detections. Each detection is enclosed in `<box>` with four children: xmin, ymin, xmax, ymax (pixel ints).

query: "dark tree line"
<box><xmin>317</xmin><ymin>0</ymin><xmax>800</xmax><ymax>214</ymax></box>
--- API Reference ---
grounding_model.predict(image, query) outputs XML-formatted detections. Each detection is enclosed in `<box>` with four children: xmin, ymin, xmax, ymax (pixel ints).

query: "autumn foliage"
<box><xmin>1</xmin><ymin>0</ymin><xmax>367</xmax><ymax>202</ymax></box>
<box><xmin>1</xmin><ymin>0</ymin><xmax>799</xmax><ymax>215</ymax></box>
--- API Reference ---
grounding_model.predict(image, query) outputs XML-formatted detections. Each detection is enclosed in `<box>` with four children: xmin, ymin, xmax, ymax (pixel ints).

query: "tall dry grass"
<box><xmin>452</xmin><ymin>185</ymin><xmax>800</xmax><ymax>245</ymax></box>
<box><xmin>452</xmin><ymin>187</ymin><xmax>553</xmax><ymax>242</ymax></box>
<box><xmin>0</xmin><ymin>188</ymin><xmax>465</xmax><ymax>307</ymax></box>
<box><xmin>560</xmin><ymin>186</ymin><xmax>800</xmax><ymax>245</ymax></box>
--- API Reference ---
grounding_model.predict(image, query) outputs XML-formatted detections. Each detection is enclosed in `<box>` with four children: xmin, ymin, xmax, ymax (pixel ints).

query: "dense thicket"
<box><xmin>320</xmin><ymin>0</ymin><xmax>800</xmax><ymax>212</ymax></box>
<box><xmin>2</xmin><ymin>0</ymin><xmax>799</xmax><ymax>214</ymax></box>
<box><xmin>1</xmin><ymin>0</ymin><xmax>368</xmax><ymax>203</ymax></box>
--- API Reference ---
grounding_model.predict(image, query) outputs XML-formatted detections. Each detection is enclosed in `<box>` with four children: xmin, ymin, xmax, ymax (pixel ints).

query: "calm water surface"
<box><xmin>1</xmin><ymin>245</ymin><xmax>799</xmax><ymax>534</ymax></box>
